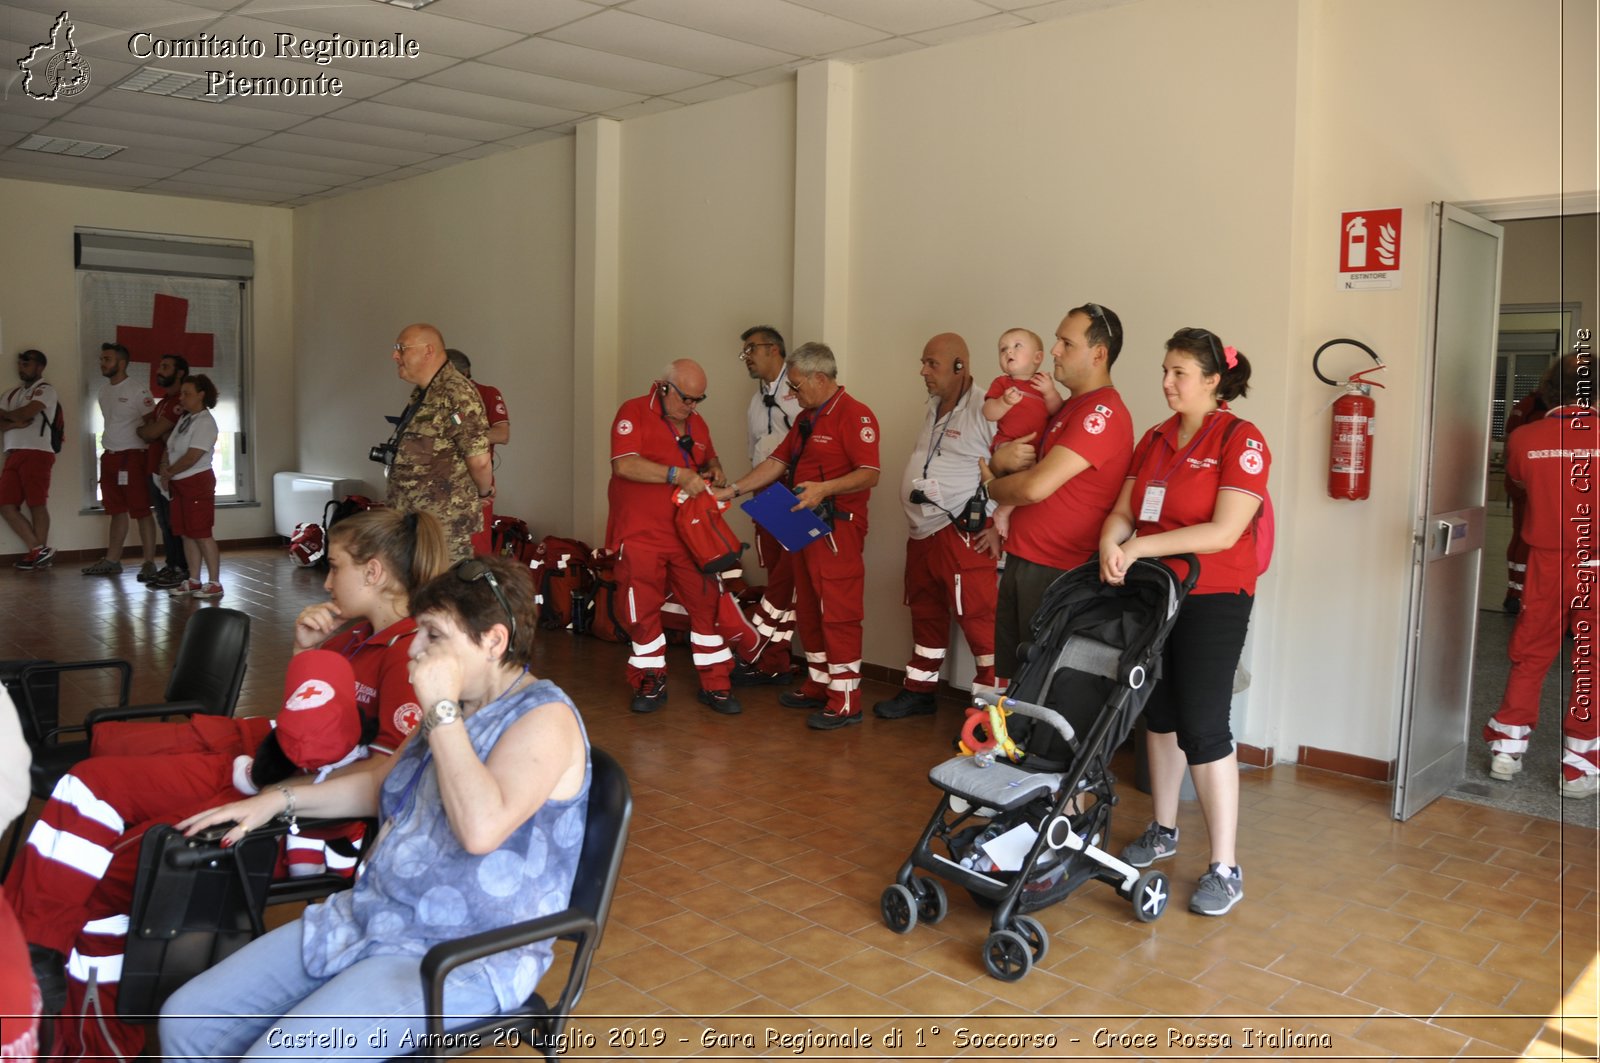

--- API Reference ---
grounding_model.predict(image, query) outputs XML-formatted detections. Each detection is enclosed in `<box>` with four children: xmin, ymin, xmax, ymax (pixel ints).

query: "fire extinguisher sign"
<box><xmin>1338</xmin><ymin>208</ymin><xmax>1403</xmax><ymax>290</ymax></box>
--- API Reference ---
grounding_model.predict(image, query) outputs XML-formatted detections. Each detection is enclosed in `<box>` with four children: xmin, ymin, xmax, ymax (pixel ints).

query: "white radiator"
<box><xmin>273</xmin><ymin>472</ymin><xmax>365</xmax><ymax>538</ymax></box>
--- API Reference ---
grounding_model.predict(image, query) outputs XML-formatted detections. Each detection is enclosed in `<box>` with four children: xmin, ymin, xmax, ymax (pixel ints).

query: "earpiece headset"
<box><xmin>954</xmin><ymin>360</ymin><xmax>964</xmax><ymax>372</ymax></box>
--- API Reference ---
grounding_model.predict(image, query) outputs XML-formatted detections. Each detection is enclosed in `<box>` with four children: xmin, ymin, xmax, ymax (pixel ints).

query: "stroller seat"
<box><xmin>927</xmin><ymin>759</ymin><xmax>1063</xmax><ymax>813</ymax></box>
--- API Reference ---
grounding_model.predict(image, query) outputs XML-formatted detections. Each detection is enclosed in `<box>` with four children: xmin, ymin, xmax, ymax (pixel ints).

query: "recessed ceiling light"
<box><xmin>17</xmin><ymin>133</ymin><xmax>125</xmax><ymax>159</ymax></box>
<box><xmin>114</xmin><ymin>67</ymin><xmax>224</xmax><ymax>103</ymax></box>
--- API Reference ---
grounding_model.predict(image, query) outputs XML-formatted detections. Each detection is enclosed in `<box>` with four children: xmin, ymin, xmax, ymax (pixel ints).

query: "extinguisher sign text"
<box><xmin>1338</xmin><ymin>208</ymin><xmax>1403</xmax><ymax>290</ymax></box>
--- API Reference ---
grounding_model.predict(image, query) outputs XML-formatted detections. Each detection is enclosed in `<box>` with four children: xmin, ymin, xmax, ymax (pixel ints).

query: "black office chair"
<box><xmin>1</xmin><ymin>608</ymin><xmax>251</xmax><ymax>876</ymax></box>
<box><xmin>418</xmin><ymin>745</ymin><xmax>631</xmax><ymax>1061</ymax></box>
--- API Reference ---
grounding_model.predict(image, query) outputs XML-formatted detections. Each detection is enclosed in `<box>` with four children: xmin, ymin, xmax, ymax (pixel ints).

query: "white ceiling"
<box><xmin>0</xmin><ymin>0</ymin><xmax>1131</xmax><ymax>208</ymax></box>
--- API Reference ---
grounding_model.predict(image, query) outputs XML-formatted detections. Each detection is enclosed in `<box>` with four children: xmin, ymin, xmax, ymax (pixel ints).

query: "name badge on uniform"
<box><xmin>1139</xmin><ymin>483</ymin><xmax>1166</xmax><ymax>522</ymax></box>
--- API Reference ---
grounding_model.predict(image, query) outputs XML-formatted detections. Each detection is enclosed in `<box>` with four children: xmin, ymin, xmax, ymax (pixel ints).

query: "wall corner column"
<box><xmin>792</xmin><ymin>60</ymin><xmax>854</xmax><ymax>360</ymax></box>
<box><xmin>574</xmin><ymin>117</ymin><xmax>622</xmax><ymax>543</ymax></box>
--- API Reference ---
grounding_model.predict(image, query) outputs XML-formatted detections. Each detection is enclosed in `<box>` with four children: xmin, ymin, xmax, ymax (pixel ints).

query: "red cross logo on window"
<box><xmin>116</xmin><ymin>293</ymin><xmax>215</xmax><ymax>389</ymax></box>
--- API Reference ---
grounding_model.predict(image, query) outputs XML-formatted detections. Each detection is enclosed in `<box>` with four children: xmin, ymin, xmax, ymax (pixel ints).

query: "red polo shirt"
<box><xmin>1006</xmin><ymin>386</ymin><xmax>1134</xmax><ymax>570</ymax></box>
<box><xmin>1128</xmin><ymin>409</ymin><xmax>1271</xmax><ymax>595</ymax></box>
<box><xmin>770</xmin><ymin>386</ymin><xmax>880</xmax><ymax>528</ymax></box>
<box><xmin>607</xmin><ymin>388</ymin><xmax>718</xmax><ymax>550</ymax></box>
<box><xmin>1506</xmin><ymin>407</ymin><xmax>1597</xmax><ymax>550</ymax></box>
<box><xmin>147</xmin><ymin>392</ymin><xmax>183</xmax><ymax>469</ymax></box>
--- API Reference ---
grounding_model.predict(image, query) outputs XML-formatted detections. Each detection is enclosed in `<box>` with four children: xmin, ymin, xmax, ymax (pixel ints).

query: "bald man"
<box><xmin>874</xmin><ymin>334</ymin><xmax>1001</xmax><ymax>719</ymax></box>
<box><xmin>607</xmin><ymin>359</ymin><xmax>740</xmax><ymax>715</ymax></box>
<box><xmin>384</xmin><ymin>323</ymin><xmax>494</xmax><ymax>560</ymax></box>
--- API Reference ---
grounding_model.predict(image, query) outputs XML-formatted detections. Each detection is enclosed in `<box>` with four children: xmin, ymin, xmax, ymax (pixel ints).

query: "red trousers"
<box><xmin>902</xmin><ymin>526</ymin><xmax>998</xmax><ymax>694</ymax></box>
<box><xmin>791</xmin><ymin>519</ymin><xmax>866</xmax><ymax>715</ymax></box>
<box><xmin>1506</xmin><ymin>494</ymin><xmax>1529</xmax><ymax>603</ymax></box>
<box><xmin>617</xmin><ymin>538</ymin><xmax>732</xmax><ymax>692</ymax></box>
<box><xmin>1486</xmin><ymin>546</ymin><xmax>1600</xmax><ymax>779</ymax></box>
<box><xmin>747</xmin><ymin>527</ymin><xmax>798</xmax><ymax>672</ymax></box>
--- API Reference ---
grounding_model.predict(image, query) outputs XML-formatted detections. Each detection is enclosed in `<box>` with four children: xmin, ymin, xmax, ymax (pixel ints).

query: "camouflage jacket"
<box><xmin>386</xmin><ymin>363</ymin><xmax>489</xmax><ymax>559</ymax></box>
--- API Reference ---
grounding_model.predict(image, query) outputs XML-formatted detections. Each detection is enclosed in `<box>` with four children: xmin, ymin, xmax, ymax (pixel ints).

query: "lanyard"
<box><xmin>1143</xmin><ymin>413</ymin><xmax>1224</xmax><ymax>485</ymax></box>
<box><xmin>789</xmin><ymin>388</ymin><xmax>844</xmax><ymax>483</ymax></box>
<box><xmin>760</xmin><ymin>380</ymin><xmax>792</xmax><ymax>435</ymax></box>
<box><xmin>657</xmin><ymin>399</ymin><xmax>698</xmax><ymax>466</ymax></box>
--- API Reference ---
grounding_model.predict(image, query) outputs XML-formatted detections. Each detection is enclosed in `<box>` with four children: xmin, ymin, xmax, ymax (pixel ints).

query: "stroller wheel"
<box><xmin>1131</xmin><ymin>870</ymin><xmax>1170</xmax><ymax>922</ymax></box>
<box><xmin>1011</xmin><ymin>914</ymin><xmax>1049</xmax><ymax>962</ymax></box>
<box><xmin>880</xmin><ymin>884</ymin><xmax>917</xmax><ymax>934</ymax></box>
<box><xmin>982</xmin><ymin>928</ymin><xmax>1033</xmax><ymax>982</ymax></box>
<box><xmin>913</xmin><ymin>877</ymin><xmax>948</xmax><ymax>925</ymax></box>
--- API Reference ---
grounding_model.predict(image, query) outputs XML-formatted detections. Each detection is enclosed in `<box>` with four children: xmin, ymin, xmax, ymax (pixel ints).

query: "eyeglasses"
<box><xmin>454</xmin><ymin>559</ymin><xmax>517</xmax><ymax>650</ymax></box>
<box><xmin>392</xmin><ymin>342</ymin><xmax>426</xmax><ymax>354</ymax></box>
<box><xmin>740</xmin><ymin>342</ymin><xmax>776</xmax><ymax>358</ymax></box>
<box><xmin>1085</xmin><ymin>303</ymin><xmax>1116</xmax><ymax>340</ymax></box>
<box><xmin>784</xmin><ymin>375</ymin><xmax>805</xmax><ymax>393</ymax></box>
<box><xmin>666</xmin><ymin>381</ymin><xmax>707</xmax><ymax>405</ymax></box>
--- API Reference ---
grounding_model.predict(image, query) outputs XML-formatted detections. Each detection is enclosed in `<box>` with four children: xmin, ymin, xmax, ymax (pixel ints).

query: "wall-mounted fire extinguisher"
<box><xmin>1314</xmin><ymin>338</ymin><xmax>1387</xmax><ymax>501</ymax></box>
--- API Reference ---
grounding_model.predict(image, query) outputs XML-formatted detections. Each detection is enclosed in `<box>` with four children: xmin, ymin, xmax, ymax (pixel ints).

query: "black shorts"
<box><xmin>1143</xmin><ymin>590</ymin><xmax>1254</xmax><ymax>765</ymax></box>
<box><xmin>994</xmin><ymin>554</ymin><xmax>1072</xmax><ymax>680</ymax></box>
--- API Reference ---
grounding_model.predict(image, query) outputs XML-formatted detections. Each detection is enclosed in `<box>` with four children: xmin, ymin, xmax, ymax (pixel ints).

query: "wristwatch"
<box><xmin>423</xmin><ymin>699</ymin><xmax>461</xmax><ymax>735</ymax></box>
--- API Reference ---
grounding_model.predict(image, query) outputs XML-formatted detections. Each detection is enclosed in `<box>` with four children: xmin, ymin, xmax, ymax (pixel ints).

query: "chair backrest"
<box><xmin>163</xmin><ymin>608</ymin><xmax>250</xmax><ymax>715</ymax></box>
<box><xmin>567</xmin><ymin>746</ymin><xmax>632</xmax><ymax>951</ymax></box>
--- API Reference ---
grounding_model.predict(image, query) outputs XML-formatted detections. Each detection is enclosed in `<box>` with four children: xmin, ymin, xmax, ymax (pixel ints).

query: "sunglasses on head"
<box><xmin>1085</xmin><ymin>303</ymin><xmax>1116</xmax><ymax>340</ymax></box>
<box><xmin>453</xmin><ymin>559</ymin><xmax>516</xmax><ymax>650</ymax></box>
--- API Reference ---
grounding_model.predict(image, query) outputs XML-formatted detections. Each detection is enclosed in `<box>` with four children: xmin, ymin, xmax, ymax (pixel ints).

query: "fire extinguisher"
<box><xmin>1314</xmin><ymin>338</ymin><xmax>1387</xmax><ymax>501</ymax></box>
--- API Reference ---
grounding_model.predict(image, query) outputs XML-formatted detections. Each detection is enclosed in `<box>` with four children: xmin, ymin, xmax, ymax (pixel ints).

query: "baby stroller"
<box><xmin>880</xmin><ymin>555</ymin><xmax>1198</xmax><ymax>981</ymax></box>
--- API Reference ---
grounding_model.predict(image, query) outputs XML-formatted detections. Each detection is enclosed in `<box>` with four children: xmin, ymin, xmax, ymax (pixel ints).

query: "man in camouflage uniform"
<box><xmin>384</xmin><ymin>323</ymin><xmax>493</xmax><ymax>560</ymax></box>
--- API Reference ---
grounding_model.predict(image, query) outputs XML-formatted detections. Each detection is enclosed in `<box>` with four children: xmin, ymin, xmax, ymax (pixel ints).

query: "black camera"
<box><xmin>369</xmin><ymin>442</ymin><xmax>397</xmax><ymax>467</ymax></box>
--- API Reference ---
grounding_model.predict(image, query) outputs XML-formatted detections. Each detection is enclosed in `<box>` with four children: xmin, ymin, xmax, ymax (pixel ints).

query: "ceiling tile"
<box><xmin>234</xmin><ymin>0</ymin><xmax>526</xmax><ymax>59</ymax></box>
<box><xmin>0</xmin><ymin>113</ymin><xmax>49</xmax><ymax>134</ymax></box>
<box><xmin>907</xmin><ymin>11</ymin><xmax>1029</xmax><ymax>44</ymax></box>
<box><xmin>191</xmin><ymin>156</ymin><xmax>351</xmax><ymax>186</ymax></box>
<box><xmin>478</xmin><ymin>36</ymin><xmax>712</xmax><ymax>96</ymax></box>
<box><xmin>29</xmin><ymin>118</ymin><xmax>232</xmax><ymax>157</ymax></box>
<box><xmin>545</xmin><ymin>8</ymin><xmax>796</xmax><ymax>77</ymax></box>
<box><xmin>1</xmin><ymin>150</ymin><xmax>180</xmax><ymax>179</ymax></box>
<box><xmin>198</xmin><ymin>13</ymin><xmax>459</xmax><ymax>79</ymax></box>
<box><xmin>150</xmin><ymin>179</ymin><xmax>297</xmax><ymax>203</ymax></box>
<box><xmin>601</xmin><ymin>97</ymin><xmax>683</xmax><ymax>121</ymax></box>
<box><xmin>1002</xmin><ymin>0</ymin><xmax>1138</xmax><ymax>18</ymax></box>
<box><xmin>224</xmin><ymin>144</ymin><xmax>391</xmax><ymax>177</ymax></box>
<box><xmin>497</xmin><ymin>128</ymin><xmax>568</xmax><ymax>149</ymax></box>
<box><xmin>619</xmin><ymin>0</ymin><xmax>888</xmax><ymax>56</ymax></box>
<box><xmin>79</xmin><ymin>89</ymin><xmax>308</xmax><ymax>131</ymax></box>
<box><xmin>665</xmin><ymin>78</ymin><xmax>754</xmax><ymax>105</ymax></box>
<box><xmin>67</xmin><ymin>103</ymin><xmax>276</xmax><ymax>145</ymax></box>
<box><xmin>731</xmin><ymin>63</ymin><xmax>805</xmax><ymax>88</ymax></box>
<box><xmin>822</xmin><ymin>36</ymin><xmax>922</xmax><ymax>62</ymax></box>
<box><xmin>421</xmin><ymin>60</ymin><xmax>642</xmax><ymax>114</ymax></box>
<box><xmin>322</xmin><ymin>99</ymin><xmax>517</xmax><ymax>142</ymax></box>
<box><xmin>252</xmin><ymin>130</ymin><xmax>436</xmax><ymax>167</ymax></box>
<box><xmin>0</xmin><ymin>162</ymin><xmax>151</xmax><ymax>190</ymax></box>
<box><xmin>372</xmin><ymin>81</ymin><xmax>582</xmax><ymax>130</ymax></box>
<box><xmin>783</xmin><ymin>0</ymin><xmax>1001</xmax><ymax>36</ymax></box>
<box><xmin>160</xmin><ymin>166</ymin><xmax>331</xmax><ymax>195</ymax></box>
<box><xmin>425</xmin><ymin>0</ymin><xmax>602</xmax><ymax>36</ymax></box>
<box><xmin>286</xmin><ymin>114</ymin><xmax>477</xmax><ymax>155</ymax></box>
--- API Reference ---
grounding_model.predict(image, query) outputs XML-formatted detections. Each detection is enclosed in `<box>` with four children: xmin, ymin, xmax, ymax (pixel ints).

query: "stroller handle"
<box><xmin>971</xmin><ymin>691</ymin><xmax>1076</xmax><ymax>749</ymax></box>
<box><xmin>1144</xmin><ymin>553</ymin><xmax>1200</xmax><ymax>595</ymax></box>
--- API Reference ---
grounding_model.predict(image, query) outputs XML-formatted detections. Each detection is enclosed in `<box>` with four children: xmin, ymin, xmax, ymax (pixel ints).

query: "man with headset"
<box><xmin>384</xmin><ymin>323</ymin><xmax>493</xmax><ymax>561</ymax></box>
<box><xmin>874</xmin><ymin>333</ymin><xmax>1001</xmax><ymax>719</ymax></box>
<box><xmin>607</xmin><ymin>359</ymin><xmax>740</xmax><ymax>716</ymax></box>
<box><xmin>733</xmin><ymin>325</ymin><xmax>803</xmax><ymax>684</ymax></box>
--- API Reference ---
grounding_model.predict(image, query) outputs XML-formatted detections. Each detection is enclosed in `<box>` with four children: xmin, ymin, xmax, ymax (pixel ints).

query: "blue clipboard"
<box><xmin>740</xmin><ymin>483</ymin><xmax>832</xmax><ymax>552</ymax></box>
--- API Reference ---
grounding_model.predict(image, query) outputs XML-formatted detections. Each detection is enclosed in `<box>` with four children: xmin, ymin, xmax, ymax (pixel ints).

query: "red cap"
<box><xmin>278</xmin><ymin>649</ymin><xmax>361</xmax><ymax>771</ymax></box>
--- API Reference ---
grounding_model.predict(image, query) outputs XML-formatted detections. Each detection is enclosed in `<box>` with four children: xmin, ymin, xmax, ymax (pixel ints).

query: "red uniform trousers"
<box><xmin>902</xmin><ymin>525</ymin><xmax>998</xmax><ymax>695</ymax></box>
<box><xmin>617</xmin><ymin>539</ymin><xmax>733</xmax><ymax>692</ymax></box>
<box><xmin>1486</xmin><ymin>546</ymin><xmax>1600</xmax><ymax>780</ymax></box>
<box><xmin>1506</xmin><ymin>493</ymin><xmax>1530</xmax><ymax>605</ymax></box>
<box><xmin>791</xmin><ymin>518</ymin><xmax>866</xmax><ymax>716</ymax></box>
<box><xmin>748</xmin><ymin>527</ymin><xmax>798</xmax><ymax>672</ymax></box>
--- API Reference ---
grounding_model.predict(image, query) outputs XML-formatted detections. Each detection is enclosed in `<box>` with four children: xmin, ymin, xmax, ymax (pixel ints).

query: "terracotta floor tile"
<box><xmin>735</xmin><ymin>957</ymin><xmax>843</xmax><ymax>1009</ymax></box>
<box><xmin>1266</xmin><ymin>949</ymin><xmax>1368</xmax><ymax>994</ymax></box>
<box><xmin>1420</xmin><ymin>955</ymin><xmax>1522</xmax><ymax>1008</ymax></box>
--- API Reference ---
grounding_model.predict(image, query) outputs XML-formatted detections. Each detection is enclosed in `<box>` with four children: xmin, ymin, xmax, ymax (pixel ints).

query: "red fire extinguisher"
<box><xmin>1314</xmin><ymin>338</ymin><xmax>1386</xmax><ymax>501</ymax></box>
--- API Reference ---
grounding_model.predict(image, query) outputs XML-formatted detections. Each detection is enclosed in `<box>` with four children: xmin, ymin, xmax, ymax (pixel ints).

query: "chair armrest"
<box><xmin>17</xmin><ymin>659</ymin><xmax>132</xmax><ymax>744</ymax></box>
<box><xmin>84</xmin><ymin>699</ymin><xmax>208</xmax><ymax>732</ymax></box>
<box><xmin>420</xmin><ymin>909</ymin><xmax>596</xmax><ymax>1023</ymax></box>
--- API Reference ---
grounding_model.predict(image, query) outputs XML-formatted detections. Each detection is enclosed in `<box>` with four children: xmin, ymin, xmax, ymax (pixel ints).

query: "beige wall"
<box><xmin>291</xmin><ymin>137</ymin><xmax>576</xmax><ymax>529</ymax></box>
<box><xmin>0</xmin><ymin>178</ymin><xmax>293</xmax><ymax>551</ymax></box>
<box><xmin>1501</xmin><ymin>214</ymin><xmax>1599</xmax><ymax>329</ymax></box>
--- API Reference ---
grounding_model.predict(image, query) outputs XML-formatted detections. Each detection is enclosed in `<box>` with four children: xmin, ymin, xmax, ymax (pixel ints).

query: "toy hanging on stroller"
<box><xmin>880</xmin><ymin>555</ymin><xmax>1198</xmax><ymax>981</ymax></box>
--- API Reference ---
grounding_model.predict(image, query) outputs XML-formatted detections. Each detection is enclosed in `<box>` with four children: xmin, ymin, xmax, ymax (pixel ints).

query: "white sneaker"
<box><xmin>1489</xmin><ymin>753</ymin><xmax>1522</xmax><ymax>781</ymax></box>
<box><xmin>1561</xmin><ymin>773</ymin><xmax>1599</xmax><ymax>799</ymax></box>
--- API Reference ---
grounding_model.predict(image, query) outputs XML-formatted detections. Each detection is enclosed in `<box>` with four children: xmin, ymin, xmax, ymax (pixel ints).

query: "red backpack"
<box><xmin>673</xmin><ymin>490</ymin><xmax>744</xmax><ymax>574</ymax></box>
<box><xmin>583</xmin><ymin>549</ymin><xmax>631</xmax><ymax>643</ymax></box>
<box><xmin>533</xmin><ymin>536</ymin><xmax>594</xmax><ymax>631</ymax></box>
<box><xmin>491</xmin><ymin>515</ymin><xmax>535</xmax><ymax>562</ymax></box>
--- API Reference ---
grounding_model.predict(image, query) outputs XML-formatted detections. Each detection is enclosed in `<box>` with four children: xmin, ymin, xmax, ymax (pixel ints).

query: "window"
<box><xmin>74</xmin><ymin>230</ymin><xmax>255</xmax><ymax>506</ymax></box>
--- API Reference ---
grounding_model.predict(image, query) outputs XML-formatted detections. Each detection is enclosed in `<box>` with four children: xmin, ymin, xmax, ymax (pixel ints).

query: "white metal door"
<box><xmin>1395</xmin><ymin>203</ymin><xmax>1505</xmax><ymax>820</ymax></box>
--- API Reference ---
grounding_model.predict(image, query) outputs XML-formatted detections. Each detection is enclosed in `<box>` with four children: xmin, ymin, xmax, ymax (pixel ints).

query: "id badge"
<box><xmin>1138</xmin><ymin>482</ymin><xmax>1166</xmax><ymax>522</ymax></box>
<box><xmin>911</xmin><ymin>477</ymin><xmax>944</xmax><ymax>505</ymax></box>
<box><xmin>117</xmin><ymin>470</ymin><xmax>129</xmax><ymax>487</ymax></box>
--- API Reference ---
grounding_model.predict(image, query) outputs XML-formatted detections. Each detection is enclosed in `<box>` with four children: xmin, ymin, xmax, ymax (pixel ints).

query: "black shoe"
<box><xmin>779</xmin><ymin>690</ymin><xmax>827</xmax><ymax>710</ymax></box>
<box><xmin>630</xmin><ymin>673</ymin><xmax>667</xmax><ymax>714</ymax></box>
<box><xmin>807</xmin><ymin>708</ymin><xmax>863</xmax><ymax>731</ymax></box>
<box><xmin>1503</xmin><ymin>595</ymin><xmax>1521</xmax><ymax>616</ymax></box>
<box><xmin>698</xmin><ymin>689</ymin><xmax>743</xmax><ymax>715</ymax></box>
<box><xmin>730</xmin><ymin>662</ymin><xmax>795</xmax><ymax>687</ymax></box>
<box><xmin>29</xmin><ymin>944</ymin><xmax>66</xmax><ymax>1016</ymax></box>
<box><xmin>873</xmin><ymin>688</ymin><xmax>937</xmax><ymax>719</ymax></box>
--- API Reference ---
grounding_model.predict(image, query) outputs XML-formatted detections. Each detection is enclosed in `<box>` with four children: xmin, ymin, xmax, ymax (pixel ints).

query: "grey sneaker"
<box><xmin>1121</xmin><ymin>821</ymin><xmax>1178</xmax><ymax>868</ymax></box>
<box><xmin>1190</xmin><ymin>862</ymin><xmax>1244</xmax><ymax>916</ymax></box>
<box><xmin>81</xmin><ymin>558</ymin><xmax>123</xmax><ymax>576</ymax></box>
<box><xmin>136</xmin><ymin>560</ymin><xmax>160</xmax><ymax>582</ymax></box>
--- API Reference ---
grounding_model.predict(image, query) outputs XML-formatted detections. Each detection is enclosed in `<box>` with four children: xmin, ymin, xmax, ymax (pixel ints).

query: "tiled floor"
<box><xmin>3</xmin><ymin>548</ymin><xmax>1597</xmax><ymax>1060</ymax></box>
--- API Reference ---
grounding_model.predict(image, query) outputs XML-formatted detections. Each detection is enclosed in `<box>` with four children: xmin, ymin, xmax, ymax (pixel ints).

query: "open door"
<box><xmin>1395</xmin><ymin>203</ymin><xmax>1504</xmax><ymax>820</ymax></box>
